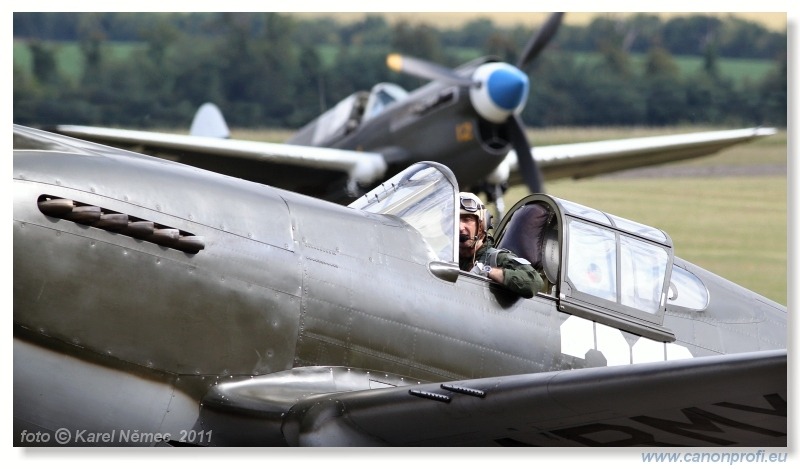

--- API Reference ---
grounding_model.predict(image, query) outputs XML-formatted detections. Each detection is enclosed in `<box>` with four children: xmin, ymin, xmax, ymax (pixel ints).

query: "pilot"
<box><xmin>458</xmin><ymin>192</ymin><xmax>543</xmax><ymax>298</ymax></box>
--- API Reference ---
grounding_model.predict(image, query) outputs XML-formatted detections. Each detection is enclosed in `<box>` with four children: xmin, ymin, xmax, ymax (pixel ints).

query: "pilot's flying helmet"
<box><xmin>459</xmin><ymin>192</ymin><xmax>491</xmax><ymax>234</ymax></box>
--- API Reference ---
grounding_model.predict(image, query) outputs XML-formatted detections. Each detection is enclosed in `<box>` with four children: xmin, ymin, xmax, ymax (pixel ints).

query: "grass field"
<box><xmin>518</xmin><ymin>176</ymin><xmax>787</xmax><ymax>306</ymax></box>
<box><xmin>13</xmin><ymin>40</ymin><xmax>144</xmax><ymax>83</ymax></box>
<box><xmin>519</xmin><ymin>128</ymin><xmax>789</xmax><ymax>306</ymax></box>
<box><xmin>229</xmin><ymin>126</ymin><xmax>789</xmax><ymax>305</ymax></box>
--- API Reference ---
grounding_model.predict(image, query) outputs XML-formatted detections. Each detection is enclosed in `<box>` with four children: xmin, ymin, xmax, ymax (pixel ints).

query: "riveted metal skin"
<box><xmin>13</xmin><ymin>126</ymin><xmax>787</xmax><ymax>447</ymax></box>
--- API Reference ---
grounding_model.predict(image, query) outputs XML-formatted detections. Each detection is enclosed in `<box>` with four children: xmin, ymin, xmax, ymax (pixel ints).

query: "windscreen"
<box><xmin>349</xmin><ymin>163</ymin><xmax>458</xmax><ymax>262</ymax></box>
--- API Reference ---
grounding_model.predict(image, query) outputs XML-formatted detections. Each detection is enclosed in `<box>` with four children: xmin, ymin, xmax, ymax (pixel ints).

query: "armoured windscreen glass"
<box><xmin>349</xmin><ymin>163</ymin><xmax>457</xmax><ymax>262</ymax></box>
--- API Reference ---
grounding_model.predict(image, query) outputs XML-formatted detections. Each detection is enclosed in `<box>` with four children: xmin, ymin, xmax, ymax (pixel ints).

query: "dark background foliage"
<box><xmin>13</xmin><ymin>12</ymin><xmax>787</xmax><ymax>129</ymax></box>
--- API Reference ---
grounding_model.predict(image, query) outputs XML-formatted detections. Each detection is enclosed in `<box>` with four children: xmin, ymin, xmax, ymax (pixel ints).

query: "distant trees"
<box><xmin>756</xmin><ymin>53</ymin><xmax>788</xmax><ymax>125</ymax></box>
<box><xmin>28</xmin><ymin>41</ymin><xmax>60</xmax><ymax>86</ymax></box>
<box><xmin>13</xmin><ymin>12</ymin><xmax>787</xmax><ymax>129</ymax></box>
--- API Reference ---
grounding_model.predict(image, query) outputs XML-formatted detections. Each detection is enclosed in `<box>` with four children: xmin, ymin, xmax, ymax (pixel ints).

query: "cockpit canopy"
<box><xmin>495</xmin><ymin>195</ymin><xmax>676</xmax><ymax>340</ymax></box>
<box><xmin>363</xmin><ymin>83</ymin><xmax>409</xmax><ymax>121</ymax></box>
<box><xmin>294</xmin><ymin>82</ymin><xmax>410</xmax><ymax>146</ymax></box>
<box><xmin>352</xmin><ymin>162</ymin><xmax>709</xmax><ymax>342</ymax></box>
<box><xmin>349</xmin><ymin>162</ymin><xmax>458</xmax><ymax>263</ymax></box>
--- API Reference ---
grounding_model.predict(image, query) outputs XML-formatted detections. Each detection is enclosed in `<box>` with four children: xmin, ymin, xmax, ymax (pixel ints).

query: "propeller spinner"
<box><xmin>386</xmin><ymin>55</ymin><xmax>529</xmax><ymax>124</ymax></box>
<box><xmin>469</xmin><ymin>62</ymin><xmax>529</xmax><ymax>124</ymax></box>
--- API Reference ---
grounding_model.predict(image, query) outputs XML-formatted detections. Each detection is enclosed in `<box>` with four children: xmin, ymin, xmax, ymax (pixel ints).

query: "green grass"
<box><xmin>571</xmin><ymin>52</ymin><xmax>775</xmax><ymax>85</ymax></box>
<box><xmin>503</xmin><ymin>128</ymin><xmax>788</xmax><ymax>305</ymax></box>
<box><xmin>14</xmin><ymin>40</ymin><xmax>144</xmax><ymax>82</ymax></box>
<box><xmin>518</xmin><ymin>177</ymin><xmax>787</xmax><ymax>305</ymax></box>
<box><xmin>713</xmin><ymin>57</ymin><xmax>778</xmax><ymax>84</ymax></box>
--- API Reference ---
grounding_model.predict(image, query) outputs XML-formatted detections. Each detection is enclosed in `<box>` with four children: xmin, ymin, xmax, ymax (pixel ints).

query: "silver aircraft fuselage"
<box><xmin>13</xmin><ymin>125</ymin><xmax>786</xmax><ymax>446</ymax></box>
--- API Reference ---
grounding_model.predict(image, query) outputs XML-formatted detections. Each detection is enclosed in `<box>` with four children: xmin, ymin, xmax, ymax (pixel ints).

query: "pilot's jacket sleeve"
<box><xmin>494</xmin><ymin>251</ymin><xmax>544</xmax><ymax>299</ymax></box>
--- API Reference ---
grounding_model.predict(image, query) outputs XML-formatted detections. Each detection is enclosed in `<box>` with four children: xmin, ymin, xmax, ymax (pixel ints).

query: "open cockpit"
<box><xmin>350</xmin><ymin>161</ymin><xmax>716</xmax><ymax>343</ymax></box>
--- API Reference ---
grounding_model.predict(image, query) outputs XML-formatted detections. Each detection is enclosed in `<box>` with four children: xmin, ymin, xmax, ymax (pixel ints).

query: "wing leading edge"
<box><xmin>503</xmin><ymin>127</ymin><xmax>777</xmax><ymax>183</ymax></box>
<box><xmin>52</xmin><ymin>125</ymin><xmax>387</xmax><ymax>201</ymax></box>
<box><xmin>278</xmin><ymin>350</ymin><xmax>786</xmax><ymax>447</ymax></box>
<box><xmin>53</xmin><ymin>125</ymin><xmax>776</xmax><ymax>201</ymax></box>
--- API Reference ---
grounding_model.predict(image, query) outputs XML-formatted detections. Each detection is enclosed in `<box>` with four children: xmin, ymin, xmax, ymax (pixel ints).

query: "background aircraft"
<box><xmin>49</xmin><ymin>12</ymin><xmax>777</xmax><ymax>214</ymax></box>
<box><xmin>13</xmin><ymin>125</ymin><xmax>786</xmax><ymax>447</ymax></box>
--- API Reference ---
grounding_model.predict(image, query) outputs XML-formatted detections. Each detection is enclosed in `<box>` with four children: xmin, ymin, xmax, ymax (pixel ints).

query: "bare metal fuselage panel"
<box><xmin>13</xmin><ymin>125</ymin><xmax>786</xmax><ymax>446</ymax></box>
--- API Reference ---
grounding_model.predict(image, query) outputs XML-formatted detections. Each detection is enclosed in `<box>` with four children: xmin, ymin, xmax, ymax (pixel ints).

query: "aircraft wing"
<box><xmin>51</xmin><ymin>125</ymin><xmax>387</xmax><ymax>201</ymax></box>
<box><xmin>269</xmin><ymin>350</ymin><xmax>786</xmax><ymax>446</ymax></box>
<box><xmin>505</xmin><ymin>127</ymin><xmax>777</xmax><ymax>183</ymax></box>
<box><xmin>53</xmin><ymin>125</ymin><xmax>776</xmax><ymax>199</ymax></box>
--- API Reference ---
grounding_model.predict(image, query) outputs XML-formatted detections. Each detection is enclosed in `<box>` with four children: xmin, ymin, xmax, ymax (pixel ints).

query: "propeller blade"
<box><xmin>386</xmin><ymin>53</ymin><xmax>474</xmax><ymax>87</ymax></box>
<box><xmin>508</xmin><ymin>114</ymin><xmax>543</xmax><ymax>193</ymax></box>
<box><xmin>516</xmin><ymin>12</ymin><xmax>565</xmax><ymax>70</ymax></box>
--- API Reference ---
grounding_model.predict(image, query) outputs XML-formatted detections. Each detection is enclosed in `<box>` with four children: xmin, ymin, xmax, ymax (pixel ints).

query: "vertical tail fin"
<box><xmin>189</xmin><ymin>103</ymin><xmax>230</xmax><ymax>138</ymax></box>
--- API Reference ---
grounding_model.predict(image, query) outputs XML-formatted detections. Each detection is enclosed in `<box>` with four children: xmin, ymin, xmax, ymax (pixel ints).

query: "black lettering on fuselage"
<box><xmin>551</xmin><ymin>394</ymin><xmax>786</xmax><ymax>446</ymax></box>
<box><xmin>551</xmin><ymin>423</ymin><xmax>680</xmax><ymax>446</ymax></box>
<box><xmin>631</xmin><ymin>408</ymin><xmax>782</xmax><ymax>446</ymax></box>
<box><xmin>631</xmin><ymin>393</ymin><xmax>786</xmax><ymax>445</ymax></box>
<box><xmin>714</xmin><ymin>393</ymin><xmax>786</xmax><ymax>417</ymax></box>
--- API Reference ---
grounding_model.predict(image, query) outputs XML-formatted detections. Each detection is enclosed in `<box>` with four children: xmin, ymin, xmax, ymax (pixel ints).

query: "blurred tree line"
<box><xmin>13</xmin><ymin>12</ymin><xmax>787</xmax><ymax>129</ymax></box>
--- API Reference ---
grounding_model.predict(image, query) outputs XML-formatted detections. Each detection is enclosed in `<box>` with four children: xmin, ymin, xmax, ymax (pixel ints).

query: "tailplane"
<box><xmin>189</xmin><ymin>103</ymin><xmax>230</xmax><ymax>138</ymax></box>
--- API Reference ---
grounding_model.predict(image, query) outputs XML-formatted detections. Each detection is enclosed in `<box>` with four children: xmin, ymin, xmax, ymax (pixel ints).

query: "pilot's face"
<box><xmin>459</xmin><ymin>214</ymin><xmax>479</xmax><ymax>246</ymax></box>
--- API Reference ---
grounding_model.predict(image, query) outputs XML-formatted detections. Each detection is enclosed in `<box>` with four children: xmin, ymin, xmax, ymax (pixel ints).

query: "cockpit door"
<box><xmin>495</xmin><ymin>194</ymin><xmax>677</xmax><ymax>342</ymax></box>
